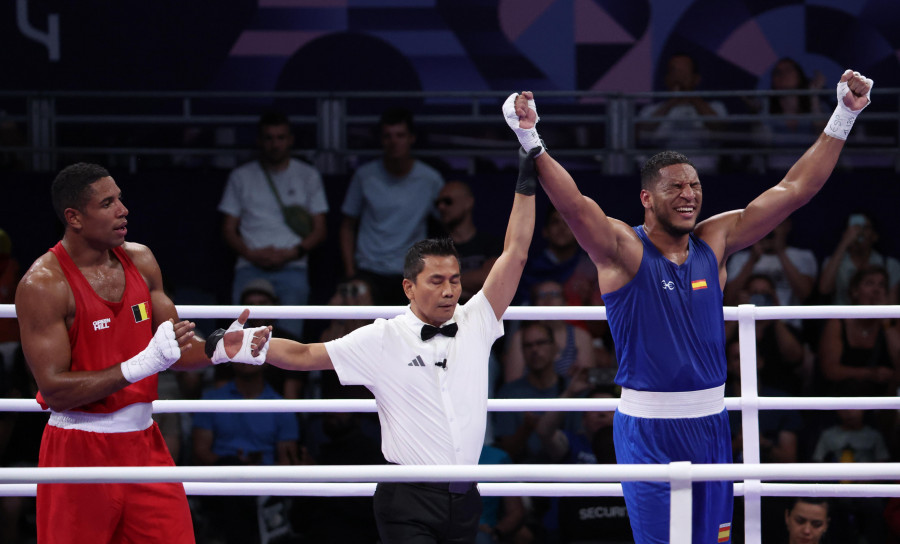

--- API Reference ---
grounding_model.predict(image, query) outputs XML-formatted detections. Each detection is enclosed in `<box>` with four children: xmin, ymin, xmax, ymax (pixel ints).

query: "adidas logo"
<box><xmin>408</xmin><ymin>355</ymin><xmax>426</xmax><ymax>367</ymax></box>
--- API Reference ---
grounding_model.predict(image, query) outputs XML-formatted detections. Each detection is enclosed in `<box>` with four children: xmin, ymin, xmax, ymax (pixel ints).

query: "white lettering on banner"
<box><xmin>93</xmin><ymin>318</ymin><xmax>111</xmax><ymax>331</ymax></box>
<box><xmin>579</xmin><ymin>505</ymin><xmax>628</xmax><ymax>520</ymax></box>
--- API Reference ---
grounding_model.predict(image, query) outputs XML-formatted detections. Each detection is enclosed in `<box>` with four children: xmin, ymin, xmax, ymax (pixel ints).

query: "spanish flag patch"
<box><xmin>691</xmin><ymin>279</ymin><xmax>708</xmax><ymax>290</ymax></box>
<box><xmin>718</xmin><ymin>522</ymin><xmax>731</xmax><ymax>542</ymax></box>
<box><xmin>131</xmin><ymin>302</ymin><xmax>150</xmax><ymax>323</ymax></box>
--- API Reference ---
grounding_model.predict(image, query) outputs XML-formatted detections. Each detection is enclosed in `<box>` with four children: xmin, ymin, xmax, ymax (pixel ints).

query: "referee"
<box><xmin>227</xmin><ymin>145</ymin><xmax>541</xmax><ymax>543</ymax></box>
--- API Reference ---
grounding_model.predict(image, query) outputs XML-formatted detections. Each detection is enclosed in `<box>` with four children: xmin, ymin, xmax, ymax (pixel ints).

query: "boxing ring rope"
<box><xmin>1</xmin><ymin>303</ymin><xmax>900</xmax><ymax>544</ymax></box>
<box><xmin>2</xmin><ymin>396</ymin><xmax>900</xmax><ymax>413</ymax></box>
<box><xmin>2</xmin><ymin>480</ymin><xmax>898</xmax><ymax>499</ymax></box>
<box><xmin>6</xmin><ymin>396</ymin><xmax>900</xmax><ymax>412</ymax></box>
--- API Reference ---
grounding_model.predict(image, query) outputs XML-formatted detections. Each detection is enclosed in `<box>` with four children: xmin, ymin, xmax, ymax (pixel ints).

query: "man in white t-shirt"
<box><xmin>636</xmin><ymin>53</ymin><xmax>728</xmax><ymax>173</ymax></box>
<box><xmin>218</xmin><ymin>111</ymin><xmax>329</xmax><ymax>339</ymax></box>
<box><xmin>340</xmin><ymin>108</ymin><xmax>445</xmax><ymax>305</ymax></box>
<box><xmin>231</xmin><ymin>146</ymin><xmax>541</xmax><ymax>543</ymax></box>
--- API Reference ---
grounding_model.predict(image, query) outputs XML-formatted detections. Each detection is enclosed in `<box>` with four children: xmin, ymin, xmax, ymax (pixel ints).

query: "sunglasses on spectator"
<box><xmin>435</xmin><ymin>197</ymin><xmax>454</xmax><ymax>207</ymax></box>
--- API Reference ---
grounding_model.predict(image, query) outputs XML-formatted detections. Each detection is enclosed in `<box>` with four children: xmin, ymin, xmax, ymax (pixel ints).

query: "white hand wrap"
<box><xmin>225</xmin><ymin>317</ymin><xmax>245</xmax><ymax>333</ymax></box>
<box><xmin>207</xmin><ymin>317</ymin><xmax>246</xmax><ymax>365</ymax></box>
<box><xmin>121</xmin><ymin>321</ymin><xmax>181</xmax><ymax>383</ymax></box>
<box><xmin>824</xmin><ymin>73</ymin><xmax>873</xmax><ymax>140</ymax></box>
<box><xmin>210</xmin><ymin>325</ymin><xmax>270</xmax><ymax>365</ymax></box>
<box><xmin>503</xmin><ymin>93</ymin><xmax>544</xmax><ymax>156</ymax></box>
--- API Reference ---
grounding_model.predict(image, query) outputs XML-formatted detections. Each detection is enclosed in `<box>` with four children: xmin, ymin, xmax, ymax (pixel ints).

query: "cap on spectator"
<box><xmin>240</xmin><ymin>278</ymin><xmax>277</xmax><ymax>302</ymax></box>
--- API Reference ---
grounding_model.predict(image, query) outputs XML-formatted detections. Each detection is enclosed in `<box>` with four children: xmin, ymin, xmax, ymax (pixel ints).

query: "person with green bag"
<box><xmin>219</xmin><ymin>111</ymin><xmax>329</xmax><ymax>340</ymax></box>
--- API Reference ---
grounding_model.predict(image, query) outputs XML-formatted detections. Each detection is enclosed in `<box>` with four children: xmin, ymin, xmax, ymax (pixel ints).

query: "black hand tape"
<box><xmin>515</xmin><ymin>145</ymin><xmax>543</xmax><ymax>196</ymax></box>
<box><xmin>204</xmin><ymin>328</ymin><xmax>227</xmax><ymax>359</ymax></box>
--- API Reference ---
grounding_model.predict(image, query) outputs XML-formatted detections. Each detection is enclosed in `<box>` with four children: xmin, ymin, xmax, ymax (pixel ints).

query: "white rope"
<box><xmin>4</xmin><ymin>481</ymin><xmax>900</xmax><ymax>498</ymax></box>
<box><xmin>0</xmin><ymin>462</ymin><xmax>898</xmax><ymax>484</ymax></box>
<box><xmin>735</xmin><ymin>304</ymin><xmax>900</xmax><ymax>320</ymax></box>
<box><xmin>761</xmin><ymin>483</ymin><xmax>900</xmax><ymax>498</ymax></box>
<box><xmin>748</xmin><ymin>397</ymin><xmax>900</xmax><ymax>409</ymax></box>
<box><xmin>142</xmin><ymin>396</ymin><xmax>900</xmax><ymax>413</ymax></box>
<box><xmin>0</xmin><ymin>304</ymin><xmax>612</xmax><ymax>320</ymax></box>
<box><xmin>3</xmin><ymin>396</ymin><xmax>898</xmax><ymax>413</ymax></box>
<box><xmin>0</xmin><ymin>482</ymin><xmax>626</xmax><ymax>498</ymax></box>
<box><xmin>3</xmin><ymin>303</ymin><xmax>900</xmax><ymax>320</ymax></box>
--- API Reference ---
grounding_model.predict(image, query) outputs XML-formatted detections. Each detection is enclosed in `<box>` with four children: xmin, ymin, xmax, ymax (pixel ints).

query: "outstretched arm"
<box><xmin>503</xmin><ymin>92</ymin><xmax>636</xmax><ymax>274</ymax></box>
<box><xmin>262</xmin><ymin>339</ymin><xmax>334</xmax><ymax>372</ymax></box>
<box><xmin>131</xmin><ymin>244</ymin><xmax>262</xmax><ymax>371</ymax></box>
<box><xmin>201</xmin><ymin>324</ymin><xmax>335</xmax><ymax>372</ymax></box>
<box><xmin>533</xmin><ymin>152</ymin><xmax>623</xmax><ymax>266</ymax></box>
<box><xmin>482</xmin><ymin>147</ymin><xmax>538</xmax><ymax>320</ymax></box>
<box><xmin>701</xmin><ymin>70</ymin><xmax>873</xmax><ymax>260</ymax></box>
<box><xmin>200</xmin><ymin>313</ymin><xmax>333</xmax><ymax>372</ymax></box>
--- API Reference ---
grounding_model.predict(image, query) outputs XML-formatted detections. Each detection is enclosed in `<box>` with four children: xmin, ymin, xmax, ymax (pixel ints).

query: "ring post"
<box><xmin>738</xmin><ymin>304</ymin><xmax>762</xmax><ymax>544</ymax></box>
<box><xmin>669</xmin><ymin>461</ymin><xmax>692</xmax><ymax>544</ymax></box>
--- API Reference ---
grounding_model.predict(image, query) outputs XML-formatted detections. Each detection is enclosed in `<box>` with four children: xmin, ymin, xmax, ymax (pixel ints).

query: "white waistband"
<box><xmin>48</xmin><ymin>403</ymin><xmax>154</xmax><ymax>433</ymax></box>
<box><xmin>617</xmin><ymin>385</ymin><xmax>725</xmax><ymax>419</ymax></box>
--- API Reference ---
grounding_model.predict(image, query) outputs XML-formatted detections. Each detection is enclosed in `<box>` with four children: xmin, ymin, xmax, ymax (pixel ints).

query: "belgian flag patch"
<box><xmin>131</xmin><ymin>302</ymin><xmax>149</xmax><ymax>323</ymax></box>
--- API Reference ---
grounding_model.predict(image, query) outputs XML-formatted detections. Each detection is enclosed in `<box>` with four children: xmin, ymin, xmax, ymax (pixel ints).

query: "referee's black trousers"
<box><xmin>373</xmin><ymin>482</ymin><xmax>482</xmax><ymax>544</ymax></box>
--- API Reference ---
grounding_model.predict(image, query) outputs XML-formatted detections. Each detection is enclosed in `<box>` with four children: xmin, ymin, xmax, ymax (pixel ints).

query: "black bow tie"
<box><xmin>421</xmin><ymin>323</ymin><xmax>458</xmax><ymax>341</ymax></box>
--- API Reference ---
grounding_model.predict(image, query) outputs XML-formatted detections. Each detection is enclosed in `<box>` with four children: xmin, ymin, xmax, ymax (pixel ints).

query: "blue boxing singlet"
<box><xmin>606</xmin><ymin>226</ymin><xmax>734</xmax><ymax>544</ymax></box>
<box><xmin>603</xmin><ymin>225</ymin><xmax>727</xmax><ymax>392</ymax></box>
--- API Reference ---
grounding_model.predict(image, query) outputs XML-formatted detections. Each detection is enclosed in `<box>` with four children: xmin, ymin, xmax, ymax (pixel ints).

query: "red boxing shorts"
<box><xmin>37</xmin><ymin>421</ymin><xmax>194</xmax><ymax>544</ymax></box>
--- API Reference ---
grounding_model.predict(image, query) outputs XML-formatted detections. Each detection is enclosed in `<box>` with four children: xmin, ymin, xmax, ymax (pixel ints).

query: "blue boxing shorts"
<box><xmin>613</xmin><ymin>387</ymin><xmax>733</xmax><ymax>544</ymax></box>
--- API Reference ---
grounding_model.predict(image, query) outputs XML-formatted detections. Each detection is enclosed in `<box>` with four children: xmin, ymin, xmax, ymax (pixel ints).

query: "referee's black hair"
<box><xmin>640</xmin><ymin>150</ymin><xmax>696</xmax><ymax>190</ymax></box>
<box><xmin>403</xmin><ymin>238</ymin><xmax>460</xmax><ymax>281</ymax></box>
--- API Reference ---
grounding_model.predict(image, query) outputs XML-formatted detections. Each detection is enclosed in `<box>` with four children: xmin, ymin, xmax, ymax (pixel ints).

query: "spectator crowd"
<box><xmin>1</xmin><ymin>56</ymin><xmax>899</xmax><ymax>543</ymax></box>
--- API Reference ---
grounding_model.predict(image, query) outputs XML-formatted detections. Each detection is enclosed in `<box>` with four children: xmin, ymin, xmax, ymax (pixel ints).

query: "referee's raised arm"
<box><xmin>482</xmin><ymin>146</ymin><xmax>539</xmax><ymax>321</ymax></box>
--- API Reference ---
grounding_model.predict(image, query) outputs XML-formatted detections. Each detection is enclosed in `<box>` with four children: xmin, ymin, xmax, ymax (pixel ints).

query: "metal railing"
<box><xmin>0</xmin><ymin>88</ymin><xmax>897</xmax><ymax>175</ymax></box>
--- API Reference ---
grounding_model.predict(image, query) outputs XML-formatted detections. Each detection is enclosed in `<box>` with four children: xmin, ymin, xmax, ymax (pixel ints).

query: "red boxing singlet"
<box><xmin>37</xmin><ymin>242</ymin><xmax>158</xmax><ymax>412</ymax></box>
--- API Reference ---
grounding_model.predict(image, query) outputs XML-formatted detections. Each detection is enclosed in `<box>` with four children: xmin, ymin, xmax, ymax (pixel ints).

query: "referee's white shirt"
<box><xmin>325</xmin><ymin>290</ymin><xmax>504</xmax><ymax>466</ymax></box>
